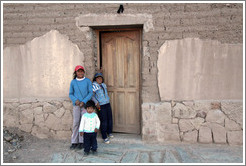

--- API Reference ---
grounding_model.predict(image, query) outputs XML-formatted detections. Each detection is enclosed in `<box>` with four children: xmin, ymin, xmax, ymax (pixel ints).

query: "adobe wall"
<box><xmin>3</xmin><ymin>3</ymin><xmax>243</xmax><ymax>145</ymax></box>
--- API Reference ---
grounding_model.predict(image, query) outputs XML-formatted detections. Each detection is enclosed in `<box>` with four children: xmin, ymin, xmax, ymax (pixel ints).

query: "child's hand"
<box><xmin>94</xmin><ymin>128</ymin><xmax>98</xmax><ymax>133</ymax></box>
<box><xmin>80</xmin><ymin>132</ymin><xmax>84</xmax><ymax>136</ymax></box>
<box><xmin>79</xmin><ymin>102</ymin><xmax>84</xmax><ymax>107</ymax></box>
<box><xmin>75</xmin><ymin>100</ymin><xmax>80</xmax><ymax>106</ymax></box>
<box><xmin>96</xmin><ymin>103</ymin><xmax>100</xmax><ymax>109</ymax></box>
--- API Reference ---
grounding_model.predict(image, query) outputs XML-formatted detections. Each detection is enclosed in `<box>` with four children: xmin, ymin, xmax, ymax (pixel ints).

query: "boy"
<box><xmin>92</xmin><ymin>72</ymin><xmax>114</xmax><ymax>144</ymax></box>
<box><xmin>79</xmin><ymin>100</ymin><xmax>100</xmax><ymax>155</ymax></box>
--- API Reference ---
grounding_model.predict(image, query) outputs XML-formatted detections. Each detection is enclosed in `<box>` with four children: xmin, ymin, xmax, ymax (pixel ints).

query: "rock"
<box><xmin>62</xmin><ymin>101</ymin><xmax>73</xmax><ymax>110</ymax></box>
<box><xmin>227</xmin><ymin>130</ymin><xmax>243</xmax><ymax>145</ymax></box>
<box><xmin>206</xmin><ymin>109</ymin><xmax>225</xmax><ymax>126</ymax></box>
<box><xmin>196</xmin><ymin>111</ymin><xmax>206</xmax><ymax>118</ymax></box>
<box><xmin>225</xmin><ymin>118</ymin><xmax>241</xmax><ymax>131</ymax></box>
<box><xmin>54</xmin><ymin>107</ymin><xmax>65</xmax><ymax>118</ymax></box>
<box><xmin>33</xmin><ymin>107</ymin><xmax>43</xmax><ymax>115</ymax></box>
<box><xmin>210</xmin><ymin>123</ymin><xmax>227</xmax><ymax>144</ymax></box>
<box><xmin>173</xmin><ymin>103</ymin><xmax>196</xmax><ymax>118</ymax></box>
<box><xmin>179</xmin><ymin>119</ymin><xmax>194</xmax><ymax>132</ymax></box>
<box><xmin>18</xmin><ymin>104</ymin><xmax>32</xmax><ymax>111</ymax></box>
<box><xmin>43</xmin><ymin>102</ymin><xmax>57</xmax><ymax>113</ymax></box>
<box><xmin>199</xmin><ymin>126</ymin><xmax>212</xmax><ymax>143</ymax></box>
<box><xmin>221</xmin><ymin>101</ymin><xmax>243</xmax><ymax>128</ymax></box>
<box><xmin>4</xmin><ymin>135</ymin><xmax>13</xmax><ymax>142</ymax></box>
<box><xmin>8</xmin><ymin>148</ymin><xmax>16</xmax><ymax>153</ymax></box>
<box><xmin>183</xmin><ymin>130</ymin><xmax>198</xmax><ymax>143</ymax></box>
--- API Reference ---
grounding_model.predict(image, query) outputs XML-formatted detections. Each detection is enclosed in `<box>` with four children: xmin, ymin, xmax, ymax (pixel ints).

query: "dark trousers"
<box><xmin>83</xmin><ymin>132</ymin><xmax>97</xmax><ymax>153</ymax></box>
<box><xmin>99</xmin><ymin>103</ymin><xmax>113</xmax><ymax>139</ymax></box>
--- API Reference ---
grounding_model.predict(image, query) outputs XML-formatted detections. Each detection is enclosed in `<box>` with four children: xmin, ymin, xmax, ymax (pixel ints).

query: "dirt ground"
<box><xmin>2</xmin><ymin>127</ymin><xmax>71</xmax><ymax>163</ymax></box>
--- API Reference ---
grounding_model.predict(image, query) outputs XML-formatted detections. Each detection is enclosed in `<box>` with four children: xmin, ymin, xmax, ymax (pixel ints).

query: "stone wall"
<box><xmin>3</xmin><ymin>99</ymin><xmax>73</xmax><ymax>140</ymax></box>
<box><xmin>142</xmin><ymin>101</ymin><xmax>243</xmax><ymax>145</ymax></box>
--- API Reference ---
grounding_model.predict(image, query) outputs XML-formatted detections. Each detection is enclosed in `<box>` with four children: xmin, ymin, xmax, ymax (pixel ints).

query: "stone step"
<box><xmin>97</xmin><ymin>132</ymin><xmax>142</xmax><ymax>144</ymax></box>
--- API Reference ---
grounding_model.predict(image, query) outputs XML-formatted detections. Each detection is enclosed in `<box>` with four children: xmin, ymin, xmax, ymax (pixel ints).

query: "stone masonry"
<box><xmin>142</xmin><ymin>101</ymin><xmax>243</xmax><ymax>145</ymax></box>
<box><xmin>3</xmin><ymin>99</ymin><xmax>73</xmax><ymax>140</ymax></box>
<box><xmin>3</xmin><ymin>99</ymin><xmax>243</xmax><ymax>145</ymax></box>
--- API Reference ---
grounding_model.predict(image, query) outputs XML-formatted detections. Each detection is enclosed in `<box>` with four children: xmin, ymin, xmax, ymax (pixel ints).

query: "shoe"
<box><xmin>70</xmin><ymin>143</ymin><xmax>78</xmax><ymax>150</ymax></box>
<box><xmin>84</xmin><ymin>152</ymin><xmax>89</xmax><ymax>156</ymax></box>
<box><xmin>104</xmin><ymin>138</ymin><xmax>110</xmax><ymax>144</ymax></box>
<box><xmin>92</xmin><ymin>150</ymin><xmax>97</xmax><ymax>155</ymax></box>
<box><xmin>77</xmin><ymin>143</ymin><xmax>84</xmax><ymax>149</ymax></box>
<box><xmin>108</xmin><ymin>134</ymin><xmax>114</xmax><ymax>138</ymax></box>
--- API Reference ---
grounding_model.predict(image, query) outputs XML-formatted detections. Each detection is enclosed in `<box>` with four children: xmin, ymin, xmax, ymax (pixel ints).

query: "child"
<box><xmin>69</xmin><ymin>65</ymin><xmax>93</xmax><ymax>150</ymax></box>
<box><xmin>79</xmin><ymin>100</ymin><xmax>100</xmax><ymax>155</ymax></box>
<box><xmin>92</xmin><ymin>72</ymin><xmax>113</xmax><ymax>144</ymax></box>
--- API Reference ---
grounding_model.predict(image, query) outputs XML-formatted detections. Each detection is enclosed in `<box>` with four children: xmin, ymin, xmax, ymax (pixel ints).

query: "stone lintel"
<box><xmin>76</xmin><ymin>14</ymin><xmax>153</xmax><ymax>32</ymax></box>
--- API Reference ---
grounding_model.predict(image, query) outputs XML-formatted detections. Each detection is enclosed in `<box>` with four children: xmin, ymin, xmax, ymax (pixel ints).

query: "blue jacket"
<box><xmin>92</xmin><ymin>81</ymin><xmax>110</xmax><ymax>105</ymax></box>
<box><xmin>69</xmin><ymin>78</ymin><xmax>93</xmax><ymax>106</ymax></box>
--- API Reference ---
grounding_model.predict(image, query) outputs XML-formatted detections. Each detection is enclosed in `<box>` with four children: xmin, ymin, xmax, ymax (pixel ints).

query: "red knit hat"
<box><xmin>74</xmin><ymin>65</ymin><xmax>85</xmax><ymax>72</ymax></box>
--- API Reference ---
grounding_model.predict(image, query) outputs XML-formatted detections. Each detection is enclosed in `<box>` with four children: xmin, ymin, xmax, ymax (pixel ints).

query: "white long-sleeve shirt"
<box><xmin>79</xmin><ymin>112</ymin><xmax>100</xmax><ymax>133</ymax></box>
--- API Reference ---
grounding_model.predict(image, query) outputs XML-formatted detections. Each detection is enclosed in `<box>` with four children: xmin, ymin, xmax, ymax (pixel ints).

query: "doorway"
<box><xmin>96</xmin><ymin>28</ymin><xmax>141</xmax><ymax>134</ymax></box>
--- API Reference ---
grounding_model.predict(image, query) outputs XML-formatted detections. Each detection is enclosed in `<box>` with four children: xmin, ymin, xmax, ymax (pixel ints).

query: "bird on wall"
<box><xmin>117</xmin><ymin>4</ymin><xmax>124</xmax><ymax>14</ymax></box>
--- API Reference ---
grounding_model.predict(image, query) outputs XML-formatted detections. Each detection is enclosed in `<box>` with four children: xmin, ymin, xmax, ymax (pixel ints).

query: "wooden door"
<box><xmin>101</xmin><ymin>30</ymin><xmax>140</xmax><ymax>134</ymax></box>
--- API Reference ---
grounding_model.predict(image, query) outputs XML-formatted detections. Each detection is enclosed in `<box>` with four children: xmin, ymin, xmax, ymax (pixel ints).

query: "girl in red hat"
<box><xmin>69</xmin><ymin>65</ymin><xmax>93</xmax><ymax>150</ymax></box>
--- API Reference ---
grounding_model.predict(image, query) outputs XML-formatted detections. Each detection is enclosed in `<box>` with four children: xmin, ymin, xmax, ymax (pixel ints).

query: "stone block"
<box><xmin>49</xmin><ymin>100</ymin><xmax>63</xmax><ymax>109</ymax></box>
<box><xmin>34</xmin><ymin>114</ymin><xmax>45</xmax><ymax>125</ymax></box>
<box><xmin>54</xmin><ymin>107</ymin><xmax>65</xmax><ymax>118</ymax></box>
<box><xmin>225</xmin><ymin>118</ymin><xmax>242</xmax><ymax>131</ymax></box>
<box><xmin>43</xmin><ymin>102</ymin><xmax>57</xmax><ymax>113</ymax></box>
<box><xmin>19</xmin><ymin>123</ymin><xmax>33</xmax><ymax>133</ymax></box>
<box><xmin>33</xmin><ymin>107</ymin><xmax>43</xmax><ymax>115</ymax></box>
<box><xmin>157</xmin><ymin>106</ymin><xmax>172</xmax><ymax>125</ymax></box>
<box><xmin>221</xmin><ymin>101</ymin><xmax>243</xmax><ymax>128</ymax></box>
<box><xmin>183</xmin><ymin>130</ymin><xmax>198</xmax><ymax>143</ymax></box>
<box><xmin>61</xmin><ymin>111</ymin><xmax>73</xmax><ymax>125</ymax></box>
<box><xmin>18</xmin><ymin>104</ymin><xmax>31</xmax><ymax>111</ymax></box>
<box><xmin>196</xmin><ymin>110</ymin><xmax>207</xmax><ymax>118</ymax></box>
<box><xmin>227</xmin><ymin>130</ymin><xmax>243</xmax><ymax>145</ymax></box>
<box><xmin>199</xmin><ymin>126</ymin><xmax>212</xmax><ymax>143</ymax></box>
<box><xmin>20</xmin><ymin>108</ymin><xmax>34</xmax><ymax>124</ymax></box>
<box><xmin>31</xmin><ymin>126</ymin><xmax>49</xmax><ymax>139</ymax></box>
<box><xmin>179</xmin><ymin>119</ymin><xmax>194</xmax><ymax>132</ymax></box>
<box><xmin>158</xmin><ymin>124</ymin><xmax>180</xmax><ymax>142</ymax></box>
<box><xmin>190</xmin><ymin>117</ymin><xmax>205</xmax><ymax>130</ymax></box>
<box><xmin>211</xmin><ymin>123</ymin><xmax>227</xmax><ymax>144</ymax></box>
<box><xmin>211</xmin><ymin>102</ymin><xmax>221</xmax><ymax>110</ymax></box>
<box><xmin>206</xmin><ymin>109</ymin><xmax>225</xmax><ymax>126</ymax></box>
<box><xmin>173</xmin><ymin>103</ymin><xmax>196</xmax><ymax>118</ymax></box>
<box><xmin>44</xmin><ymin>114</ymin><xmax>62</xmax><ymax>130</ymax></box>
<box><xmin>172</xmin><ymin>118</ymin><xmax>179</xmax><ymax>124</ymax></box>
<box><xmin>62</xmin><ymin>101</ymin><xmax>73</xmax><ymax>110</ymax></box>
<box><xmin>3</xmin><ymin>104</ymin><xmax>19</xmax><ymax>127</ymax></box>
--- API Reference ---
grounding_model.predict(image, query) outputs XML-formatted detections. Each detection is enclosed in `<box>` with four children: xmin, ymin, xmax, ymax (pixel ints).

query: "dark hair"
<box><xmin>85</xmin><ymin>100</ymin><xmax>96</xmax><ymax>109</ymax></box>
<box><xmin>73</xmin><ymin>69</ymin><xmax>85</xmax><ymax>79</ymax></box>
<box><xmin>73</xmin><ymin>71</ymin><xmax>77</xmax><ymax>79</ymax></box>
<box><xmin>93</xmin><ymin>73</ymin><xmax>104</xmax><ymax>82</ymax></box>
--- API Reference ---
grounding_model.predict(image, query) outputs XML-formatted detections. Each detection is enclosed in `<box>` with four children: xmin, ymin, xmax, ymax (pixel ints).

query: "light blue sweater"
<box><xmin>69</xmin><ymin>78</ymin><xmax>93</xmax><ymax>106</ymax></box>
<box><xmin>92</xmin><ymin>81</ymin><xmax>110</xmax><ymax>106</ymax></box>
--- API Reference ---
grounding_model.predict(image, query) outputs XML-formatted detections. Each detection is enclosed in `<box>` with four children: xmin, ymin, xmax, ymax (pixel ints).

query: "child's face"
<box><xmin>86</xmin><ymin>107</ymin><xmax>94</xmax><ymax>113</ymax></box>
<box><xmin>76</xmin><ymin>69</ymin><xmax>85</xmax><ymax>78</ymax></box>
<box><xmin>96</xmin><ymin>76</ymin><xmax>103</xmax><ymax>84</ymax></box>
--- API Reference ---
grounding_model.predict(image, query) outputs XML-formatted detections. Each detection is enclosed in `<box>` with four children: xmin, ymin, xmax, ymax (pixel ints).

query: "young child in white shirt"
<box><xmin>79</xmin><ymin>100</ymin><xmax>100</xmax><ymax>155</ymax></box>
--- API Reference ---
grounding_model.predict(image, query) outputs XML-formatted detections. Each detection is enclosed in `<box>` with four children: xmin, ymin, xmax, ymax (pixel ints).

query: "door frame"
<box><xmin>94</xmin><ymin>27</ymin><xmax>143</xmax><ymax>134</ymax></box>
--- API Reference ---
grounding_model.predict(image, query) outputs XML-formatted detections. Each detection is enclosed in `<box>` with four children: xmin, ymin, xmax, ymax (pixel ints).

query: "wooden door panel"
<box><xmin>101</xmin><ymin>30</ymin><xmax>140</xmax><ymax>134</ymax></box>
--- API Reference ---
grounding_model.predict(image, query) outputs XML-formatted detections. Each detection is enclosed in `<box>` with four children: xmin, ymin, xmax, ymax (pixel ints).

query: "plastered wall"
<box><xmin>157</xmin><ymin>38</ymin><xmax>243</xmax><ymax>100</ymax></box>
<box><xmin>3</xmin><ymin>30</ymin><xmax>84</xmax><ymax>99</ymax></box>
